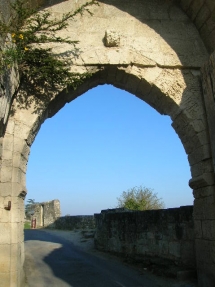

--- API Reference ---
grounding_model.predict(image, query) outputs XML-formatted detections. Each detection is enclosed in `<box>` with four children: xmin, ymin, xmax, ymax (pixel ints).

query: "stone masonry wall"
<box><xmin>193</xmin><ymin>50</ymin><xmax>215</xmax><ymax>286</ymax></box>
<box><xmin>53</xmin><ymin>215</ymin><xmax>95</xmax><ymax>230</ymax></box>
<box><xmin>31</xmin><ymin>199</ymin><xmax>61</xmax><ymax>227</ymax></box>
<box><xmin>0</xmin><ymin>1</ymin><xmax>214</xmax><ymax>286</ymax></box>
<box><xmin>94</xmin><ymin>206</ymin><xmax>195</xmax><ymax>275</ymax></box>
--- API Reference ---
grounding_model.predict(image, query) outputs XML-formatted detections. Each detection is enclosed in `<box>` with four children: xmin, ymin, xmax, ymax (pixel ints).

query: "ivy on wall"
<box><xmin>0</xmin><ymin>0</ymin><xmax>97</xmax><ymax>110</ymax></box>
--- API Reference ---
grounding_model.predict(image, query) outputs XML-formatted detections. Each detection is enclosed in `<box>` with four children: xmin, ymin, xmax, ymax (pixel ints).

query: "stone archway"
<box><xmin>0</xmin><ymin>0</ymin><xmax>215</xmax><ymax>286</ymax></box>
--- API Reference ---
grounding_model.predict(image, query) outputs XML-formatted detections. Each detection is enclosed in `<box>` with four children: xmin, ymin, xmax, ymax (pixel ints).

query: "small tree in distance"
<box><xmin>25</xmin><ymin>198</ymin><xmax>37</xmax><ymax>219</ymax></box>
<box><xmin>117</xmin><ymin>186</ymin><xmax>165</xmax><ymax>211</ymax></box>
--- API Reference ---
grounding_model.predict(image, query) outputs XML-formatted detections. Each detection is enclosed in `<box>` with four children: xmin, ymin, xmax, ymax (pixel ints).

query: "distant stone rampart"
<box><xmin>53</xmin><ymin>215</ymin><xmax>95</xmax><ymax>230</ymax></box>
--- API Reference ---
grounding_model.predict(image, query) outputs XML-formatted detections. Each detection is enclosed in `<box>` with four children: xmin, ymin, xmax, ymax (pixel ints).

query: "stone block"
<box><xmin>197</xmin><ymin>270</ymin><xmax>215</xmax><ymax>287</ymax></box>
<box><xmin>2</xmin><ymin>149</ymin><xmax>13</xmax><ymax>160</ymax></box>
<box><xmin>104</xmin><ymin>30</ymin><xmax>120</xmax><ymax>47</ymax></box>
<box><xmin>147</xmin><ymin>241</ymin><xmax>159</xmax><ymax>255</ymax></box>
<box><xmin>190</xmin><ymin>162</ymin><xmax>203</xmax><ymax>178</ymax></box>
<box><xmin>0</xmin><ymin>223</ymin><xmax>11</xmax><ymax>244</ymax></box>
<box><xmin>12</xmin><ymin>168</ymin><xmax>26</xmax><ymax>185</ymax></box>
<box><xmin>195</xmin><ymin>4</ymin><xmax>211</xmax><ymax>29</ymax></box>
<box><xmin>11</xmin><ymin>207</ymin><xmax>22</xmax><ymax>224</ymax></box>
<box><xmin>81</xmin><ymin>50</ymin><xmax>100</xmax><ymax>65</ymax></box>
<box><xmin>5</xmin><ymin>119</ymin><xmax>15</xmax><ymax>135</ymax></box>
<box><xmin>184</xmin><ymin>222</ymin><xmax>195</xmax><ymax>240</ymax></box>
<box><xmin>205</xmin><ymin>0</ymin><xmax>215</xmax><ymax>11</ymax></box>
<box><xmin>0</xmin><ymin>272</ymin><xmax>10</xmax><ymax>287</ymax></box>
<box><xmin>106</xmin><ymin>49</ymin><xmax>126</xmax><ymax>65</ymax></box>
<box><xmin>12</xmin><ymin>182</ymin><xmax>27</xmax><ymax>198</ymax></box>
<box><xmin>124</xmin><ymin>73</ymin><xmax>141</xmax><ymax>95</ymax></box>
<box><xmin>193</xmin><ymin>196</ymin><xmax>215</xmax><ymax>220</ymax></box>
<box><xmin>13</xmin><ymin>153</ymin><xmax>27</xmax><ymax>172</ymax></box>
<box><xmin>11</xmin><ymin>243</ymin><xmax>20</xmax><ymax>272</ymax></box>
<box><xmin>2</xmin><ymin>134</ymin><xmax>13</xmax><ymax>152</ymax></box>
<box><xmin>13</xmin><ymin>137</ymin><xmax>28</xmax><ymax>155</ymax></box>
<box><xmin>202</xmin><ymin>220</ymin><xmax>215</xmax><ymax>240</ymax></box>
<box><xmin>181</xmin><ymin>241</ymin><xmax>196</xmax><ymax>267</ymax></box>
<box><xmin>193</xmin><ymin>185</ymin><xmax>215</xmax><ymax>199</ymax></box>
<box><xmin>0</xmin><ymin>182</ymin><xmax>12</xmax><ymax>197</ymax></box>
<box><xmin>115</xmin><ymin>68</ymin><xmax>131</xmax><ymax>88</ymax></box>
<box><xmin>177</xmin><ymin>270</ymin><xmax>197</xmax><ymax>280</ymax></box>
<box><xmin>106</xmin><ymin>66</ymin><xmax>117</xmax><ymax>84</ymax></box>
<box><xmin>11</xmin><ymin>223</ymin><xmax>19</xmax><ymax>244</ymax></box>
<box><xmin>2</xmin><ymin>159</ymin><xmax>13</xmax><ymax>168</ymax></box>
<box><xmin>135</xmin><ymin>78</ymin><xmax>152</xmax><ymax>100</ymax></box>
<box><xmin>14</xmin><ymin>122</ymin><xmax>31</xmax><ymax>140</ymax></box>
<box><xmin>188</xmin><ymin>144</ymin><xmax>212</xmax><ymax>166</ymax></box>
<box><xmin>189</xmin><ymin>172</ymin><xmax>215</xmax><ymax>189</ymax></box>
<box><xmin>204</xmin><ymin>196</ymin><xmax>215</xmax><ymax>220</ymax></box>
<box><xmin>212</xmin><ymin>241</ymin><xmax>215</xmax><ymax>264</ymax></box>
<box><xmin>158</xmin><ymin>240</ymin><xmax>169</xmax><ymax>255</ymax></box>
<box><xmin>136</xmin><ymin>244</ymin><xmax>147</xmax><ymax>255</ymax></box>
<box><xmin>21</xmin><ymin>241</ymin><xmax>25</xmax><ymax>266</ymax></box>
<box><xmin>169</xmin><ymin>242</ymin><xmax>181</xmax><ymax>258</ymax></box>
<box><xmin>180</xmin><ymin>0</ymin><xmax>193</xmax><ymax>12</ymax></box>
<box><xmin>172</xmin><ymin>123</ymin><xmax>198</xmax><ymax>153</ymax></box>
<box><xmin>0</xmin><ymin>244</ymin><xmax>10</xmax><ymax>273</ymax></box>
<box><xmin>198</xmin><ymin>130</ymin><xmax>210</xmax><ymax>145</ymax></box>
<box><xmin>1</xmin><ymin>208</ymin><xmax>10</xmax><ymax>223</ymax></box>
<box><xmin>202</xmin><ymin>159</ymin><xmax>214</xmax><ymax>174</ymax></box>
<box><xmin>194</xmin><ymin>220</ymin><xmax>203</xmax><ymax>238</ymax></box>
<box><xmin>195</xmin><ymin>239</ymin><xmax>214</xmax><ymax>264</ymax></box>
<box><xmin>10</xmin><ymin>270</ymin><xmax>19</xmax><ymax>287</ymax></box>
<box><xmin>188</xmin><ymin>0</ymin><xmax>205</xmax><ymax>21</ymax></box>
<box><xmin>1</xmin><ymin>166</ymin><xmax>13</xmax><ymax>183</ymax></box>
<box><xmin>192</xmin><ymin>119</ymin><xmax>207</xmax><ymax>133</ymax></box>
<box><xmin>147</xmin><ymin>232</ymin><xmax>155</xmax><ymax>240</ymax></box>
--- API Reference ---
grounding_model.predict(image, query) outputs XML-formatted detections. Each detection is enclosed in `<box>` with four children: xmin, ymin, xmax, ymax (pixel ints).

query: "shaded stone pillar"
<box><xmin>194</xmin><ymin>52</ymin><xmax>215</xmax><ymax>286</ymax></box>
<box><xmin>0</xmin><ymin>117</ymin><xmax>29</xmax><ymax>287</ymax></box>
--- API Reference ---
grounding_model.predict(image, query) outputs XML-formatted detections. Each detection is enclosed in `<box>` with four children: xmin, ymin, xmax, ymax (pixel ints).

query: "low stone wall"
<box><xmin>52</xmin><ymin>215</ymin><xmax>95</xmax><ymax>230</ymax></box>
<box><xmin>94</xmin><ymin>206</ymin><xmax>195</xmax><ymax>276</ymax></box>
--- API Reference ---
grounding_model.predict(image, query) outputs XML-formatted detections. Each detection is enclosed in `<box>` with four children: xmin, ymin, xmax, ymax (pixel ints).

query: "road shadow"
<box><xmin>24</xmin><ymin>229</ymin><xmax>197</xmax><ymax>287</ymax></box>
<box><xmin>25</xmin><ymin>229</ymin><xmax>177</xmax><ymax>287</ymax></box>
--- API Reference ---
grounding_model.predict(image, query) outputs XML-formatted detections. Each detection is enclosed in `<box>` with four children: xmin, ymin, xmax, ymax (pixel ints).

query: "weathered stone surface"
<box><xmin>94</xmin><ymin>206</ymin><xmax>195</xmax><ymax>269</ymax></box>
<box><xmin>54</xmin><ymin>215</ymin><xmax>95</xmax><ymax>230</ymax></box>
<box><xmin>0</xmin><ymin>0</ymin><xmax>215</xmax><ymax>286</ymax></box>
<box><xmin>193</xmin><ymin>185</ymin><xmax>215</xmax><ymax>199</ymax></box>
<box><xmin>104</xmin><ymin>30</ymin><xmax>120</xmax><ymax>47</ymax></box>
<box><xmin>195</xmin><ymin>220</ymin><xmax>203</xmax><ymax>239</ymax></box>
<box><xmin>27</xmin><ymin>200</ymin><xmax>61</xmax><ymax>228</ymax></box>
<box><xmin>193</xmin><ymin>196</ymin><xmax>215</xmax><ymax>220</ymax></box>
<box><xmin>202</xmin><ymin>220</ymin><xmax>215</xmax><ymax>240</ymax></box>
<box><xmin>189</xmin><ymin>172</ymin><xmax>215</xmax><ymax>189</ymax></box>
<box><xmin>201</xmin><ymin>51</ymin><xmax>215</xmax><ymax>175</ymax></box>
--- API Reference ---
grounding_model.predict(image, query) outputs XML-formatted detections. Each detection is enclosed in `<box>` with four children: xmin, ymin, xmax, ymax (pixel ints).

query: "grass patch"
<box><xmin>24</xmin><ymin>221</ymin><xmax>31</xmax><ymax>229</ymax></box>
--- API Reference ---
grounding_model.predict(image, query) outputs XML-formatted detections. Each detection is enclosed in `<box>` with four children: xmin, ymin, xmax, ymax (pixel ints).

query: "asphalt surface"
<box><xmin>24</xmin><ymin>229</ymin><xmax>165</xmax><ymax>287</ymax></box>
<box><xmin>24</xmin><ymin>229</ymin><xmax>198</xmax><ymax>287</ymax></box>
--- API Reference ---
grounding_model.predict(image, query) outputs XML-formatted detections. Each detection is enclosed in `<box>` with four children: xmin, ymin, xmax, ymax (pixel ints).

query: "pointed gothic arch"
<box><xmin>0</xmin><ymin>1</ymin><xmax>215</xmax><ymax>286</ymax></box>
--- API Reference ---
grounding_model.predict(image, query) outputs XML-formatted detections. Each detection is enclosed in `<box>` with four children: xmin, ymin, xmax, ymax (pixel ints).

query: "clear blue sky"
<box><xmin>26</xmin><ymin>84</ymin><xmax>193</xmax><ymax>216</ymax></box>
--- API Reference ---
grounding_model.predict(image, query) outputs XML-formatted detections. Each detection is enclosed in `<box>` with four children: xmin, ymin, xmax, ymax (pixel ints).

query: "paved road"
<box><xmin>24</xmin><ymin>229</ymin><xmax>166</xmax><ymax>287</ymax></box>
